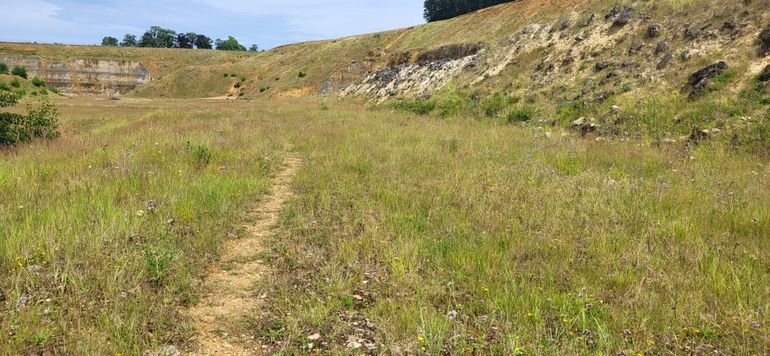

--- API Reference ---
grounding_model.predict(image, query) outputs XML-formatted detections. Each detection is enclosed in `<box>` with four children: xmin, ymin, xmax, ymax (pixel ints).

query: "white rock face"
<box><xmin>340</xmin><ymin>55</ymin><xmax>479</xmax><ymax>102</ymax></box>
<box><xmin>1</xmin><ymin>55</ymin><xmax>151</xmax><ymax>96</ymax></box>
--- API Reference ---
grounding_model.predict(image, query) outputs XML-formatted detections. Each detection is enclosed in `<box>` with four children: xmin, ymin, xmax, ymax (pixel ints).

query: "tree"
<box><xmin>0</xmin><ymin>62</ymin><xmax>8</xmax><ymax>74</ymax></box>
<box><xmin>176</xmin><ymin>32</ymin><xmax>199</xmax><ymax>48</ymax></box>
<box><xmin>121</xmin><ymin>34</ymin><xmax>137</xmax><ymax>47</ymax></box>
<box><xmin>101</xmin><ymin>36</ymin><xmax>119</xmax><ymax>46</ymax></box>
<box><xmin>139</xmin><ymin>26</ymin><xmax>177</xmax><ymax>48</ymax></box>
<box><xmin>215</xmin><ymin>36</ymin><xmax>246</xmax><ymax>51</ymax></box>
<box><xmin>194</xmin><ymin>34</ymin><xmax>213</xmax><ymax>49</ymax></box>
<box><xmin>249</xmin><ymin>44</ymin><xmax>259</xmax><ymax>52</ymax></box>
<box><xmin>423</xmin><ymin>0</ymin><xmax>515</xmax><ymax>22</ymax></box>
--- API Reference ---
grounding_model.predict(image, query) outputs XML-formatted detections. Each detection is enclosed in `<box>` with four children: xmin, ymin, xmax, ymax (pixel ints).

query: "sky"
<box><xmin>0</xmin><ymin>0</ymin><xmax>425</xmax><ymax>49</ymax></box>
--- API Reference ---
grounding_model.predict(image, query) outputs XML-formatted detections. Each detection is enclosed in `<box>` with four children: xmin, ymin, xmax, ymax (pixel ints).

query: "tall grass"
<box><xmin>255</xmin><ymin>102</ymin><xmax>769</xmax><ymax>354</ymax></box>
<box><xmin>0</xmin><ymin>99</ymin><xmax>285</xmax><ymax>354</ymax></box>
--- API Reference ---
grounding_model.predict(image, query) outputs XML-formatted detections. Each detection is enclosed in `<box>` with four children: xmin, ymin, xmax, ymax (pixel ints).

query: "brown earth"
<box><xmin>188</xmin><ymin>156</ymin><xmax>303</xmax><ymax>355</ymax></box>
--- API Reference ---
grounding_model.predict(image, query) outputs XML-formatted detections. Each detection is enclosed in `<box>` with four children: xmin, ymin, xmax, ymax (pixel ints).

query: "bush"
<box><xmin>31</xmin><ymin>77</ymin><xmax>45</xmax><ymax>87</ymax></box>
<box><xmin>392</xmin><ymin>98</ymin><xmax>436</xmax><ymax>115</ymax></box>
<box><xmin>298</xmin><ymin>71</ymin><xmax>307</xmax><ymax>78</ymax></box>
<box><xmin>0</xmin><ymin>82</ymin><xmax>9</xmax><ymax>91</ymax></box>
<box><xmin>9</xmin><ymin>78</ymin><xmax>20</xmax><ymax>88</ymax></box>
<box><xmin>0</xmin><ymin>62</ymin><xmax>7</xmax><ymax>74</ymax></box>
<box><xmin>482</xmin><ymin>93</ymin><xmax>515</xmax><ymax>117</ymax></box>
<box><xmin>11</xmin><ymin>65</ymin><xmax>27</xmax><ymax>79</ymax></box>
<box><xmin>506</xmin><ymin>107</ymin><xmax>534</xmax><ymax>123</ymax></box>
<box><xmin>0</xmin><ymin>92</ymin><xmax>60</xmax><ymax>145</ymax></box>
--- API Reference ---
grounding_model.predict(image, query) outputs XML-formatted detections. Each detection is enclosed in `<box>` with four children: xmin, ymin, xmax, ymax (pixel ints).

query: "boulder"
<box><xmin>595</xmin><ymin>61</ymin><xmax>613</xmax><ymax>71</ymax></box>
<box><xmin>613</xmin><ymin>8</ymin><xmax>635</xmax><ymax>27</ymax></box>
<box><xmin>757</xmin><ymin>64</ymin><xmax>770</xmax><ymax>82</ymax></box>
<box><xmin>759</xmin><ymin>27</ymin><xmax>770</xmax><ymax>55</ymax></box>
<box><xmin>657</xmin><ymin>53</ymin><xmax>673</xmax><ymax>70</ymax></box>
<box><xmin>572</xmin><ymin>117</ymin><xmax>599</xmax><ymax>135</ymax></box>
<box><xmin>604</xmin><ymin>5</ymin><xmax>621</xmax><ymax>21</ymax></box>
<box><xmin>647</xmin><ymin>24</ymin><xmax>663</xmax><ymax>38</ymax></box>
<box><xmin>686</xmin><ymin>61</ymin><xmax>728</xmax><ymax>97</ymax></box>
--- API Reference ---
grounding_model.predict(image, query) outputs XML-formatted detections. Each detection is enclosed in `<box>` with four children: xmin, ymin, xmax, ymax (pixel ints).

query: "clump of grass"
<box><xmin>506</xmin><ymin>107</ymin><xmax>534</xmax><ymax>123</ymax></box>
<box><xmin>390</xmin><ymin>98</ymin><xmax>437</xmax><ymax>115</ymax></box>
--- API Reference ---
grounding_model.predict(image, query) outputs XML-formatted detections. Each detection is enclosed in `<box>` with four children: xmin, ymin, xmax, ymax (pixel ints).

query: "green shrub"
<box><xmin>31</xmin><ymin>77</ymin><xmax>45</xmax><ymax>87</ymax></box>
<box><xmin>0</xmin><ymin>93</ymin><xmax>59</xmax><ymax>145</ymax></box>
<box><xmin>481</xmin><ymin>93</ymin><xmax>516</xmax><ymax>117</ymax></box>
<box><xmin>0</xmin><ymin>62</ymin><xmax>7</xmax><ymax>74</ymax></box>
<box><xmin>506</xmin><ymin>107</ymin><xmax>534</xmax><ymax>123</ymax></box>
<box><xmin>9</xmin><ymin>78</ymin><xmax>20</xmax><ymax>88</ymax></box>
<box><xmin>11</xmin><ymin>65</ymin><xmax>27</xmax><ymax>79</ymax></box>
<box><xmin>298</xmin><ymin>71</ymin><xmax>307</xmax><ymax>78</ymax></box>
<box><xmin>192</xmin><ymin>144</ymin><xmax>212</xmax><ymax>166</ymax></box>
<box><xmin>0</xmin><ymin>82</ymin><xmax>9</xmax><ymax>91</ymax></box>
<box><xmin>392</xmin><ymin>98</ymin><xmax>436</xmax><ymax>115</ymax></box>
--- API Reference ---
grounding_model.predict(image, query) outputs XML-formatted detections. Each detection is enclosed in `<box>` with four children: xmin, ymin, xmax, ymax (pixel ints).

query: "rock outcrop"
<box><xmin>1</xmin><ymin>56</ymin><xmax>150</xmax><ymax>96</ymax></box>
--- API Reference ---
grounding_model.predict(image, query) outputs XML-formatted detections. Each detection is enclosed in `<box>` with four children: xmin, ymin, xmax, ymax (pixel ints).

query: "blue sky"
<box><xmin>0</xmin><ymin>0</ymin><xmax>425</xmax><ymax>49</ymax></box>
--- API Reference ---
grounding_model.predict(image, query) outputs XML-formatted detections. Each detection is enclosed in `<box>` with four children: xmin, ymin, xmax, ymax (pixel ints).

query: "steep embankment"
<box><xmin>3</xmin><ymin>0</ymin><xmax>770</xmax><ymax>106</ymax></box>
<box><xmin>0</xmin><ymin>43</ymin><xmax>251</xmax><ymax>96</ymax></box>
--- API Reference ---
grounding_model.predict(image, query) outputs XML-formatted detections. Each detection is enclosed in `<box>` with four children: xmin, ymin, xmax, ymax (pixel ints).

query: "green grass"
<box><xmin>1</xmin><ymin>97</ymin><xmax>768</xmax><ymax>354</ymax></box>
<box><xmin>250</xmin><ymin>101</ymin><xmax>769</xmax><ymax>355</ymax></box>
<box><xmin>0</xmin><ymin>98</ymin><xmax>286</xmax><ymax>354</ymax></box>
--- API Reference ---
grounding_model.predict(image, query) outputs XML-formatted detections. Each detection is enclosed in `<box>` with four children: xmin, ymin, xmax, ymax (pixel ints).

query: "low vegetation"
<box><xmin>0</xmin><ymin>92</ymin><xmax>59</xmax><ymax>145</ymax></box>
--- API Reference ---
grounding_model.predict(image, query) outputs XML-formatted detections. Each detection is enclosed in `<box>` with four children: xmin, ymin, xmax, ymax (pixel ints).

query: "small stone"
<box><xmin>655</xmin><ymin>42</ymin><xmax>669</xmax><ymax>55</ymax></box>
<box><xmin>447</xmin><ymin>310</ymin><xmax>458</xmax><ymax>319</ymax></box>
<box><xmin>611</xmin><ymin>105</ymin><xmax>619</xmax><ymax>113</ymax></box>
<box><xmin>307</xmin><ymin>333</ymin><xmax>321</xmax><ymax>341</ymax></box>
<box><xmin>347</xmin><ymin>341</ymin><xmax>362</xmax><ymax>349</ymax></box>
<box><xmin>606</xmin><ymin>70</ymin><xmax>621</xmax><ymax>79</ymax></box>
<box><xmin>156</xmin><ymin>345</ymin><xmax>180</xmax><ymax>356</ymax></box>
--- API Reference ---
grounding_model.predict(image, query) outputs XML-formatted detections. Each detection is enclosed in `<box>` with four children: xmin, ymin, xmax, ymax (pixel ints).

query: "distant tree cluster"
<box><xmin>423</xmin><ymin>0</ymin><xmax>516</xmax><ymax>22</ymax></box>
<box><xmin>102</xmin><ymin>26</ymin><xmax>257</xmax><ymax>51</ymax></box>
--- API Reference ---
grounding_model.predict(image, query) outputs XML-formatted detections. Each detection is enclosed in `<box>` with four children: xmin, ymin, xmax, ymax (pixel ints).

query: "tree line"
<box><xmin>101</xmin><ymin>26</ymin><xmax>257</xmax><ymax>51</ymax></box>
<box><xmin>423</xmin><ymin>0</ymin><xmax>516</xmax><ymax>22</ymax></box>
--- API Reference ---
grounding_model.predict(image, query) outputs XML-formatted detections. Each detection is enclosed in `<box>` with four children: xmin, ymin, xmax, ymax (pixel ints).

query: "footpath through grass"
<box><xmin>0</xmin><ymin>98</ymin><xmax>768</xmax><ymax>354</ymax></box>
<box><xmin>0</xmin><ymin>98</ymin><xmax>286</xmax><ymax>354</ymax></box>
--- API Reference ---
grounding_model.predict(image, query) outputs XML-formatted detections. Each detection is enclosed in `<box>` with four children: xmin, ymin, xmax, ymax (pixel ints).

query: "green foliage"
<box><xmin>0</xmin><ymin>93</ymin><xmax>59</xmax><ymax>145</ymax></box>
<box><xmin>0</xmin><ymin>62</ymin><xmax>7</xmax><ymax>74</ymax></box>
<box><xmin>481</xmin><ymin>92</ymin><xmax>516</xmax><ymax>117</ymax></box>
<box><xmin>392</xmin><ymin>98</ymin><xmax>437</xmax><ymax>115</ymax></box>
<box><xmin>31</xmin><ymin>77</ymin><xmax>45</xmax><ymax>87</ymax></box>
<box><xmin>192</xmin><ymin>144</ymin><xmax>213</xmax><ymax>166</ymax></box>
<box><xmin>215</xmin><ymin>36</ymin><xmax>247</xmax><ymax>51</ymax></box>
<box><xmin>11</xmin><ymin>65</ymin><xmax>27</xmax><ymax>79</ymax></box>
<box><xmin>297</xmin><ymin>71</ymin><xmax>307</xmax><ymax>78</ymax></box>
<box><xmin>194</xmin><ymin>34</ymin><xmax>213</xmax><ymax>49</ymax></box>
<box><xmin>120</xmin><ymin>34</ymin><xmax>138</xmax><ymax>47</ymax></box>
<box><xmin>9</xmin><ymin>78</ymin><xmax>20</xmax><ymax>88</ymax></box>
<box><xmin>139</xmin><ymin>26</ymin><xmax>177</xmax><ymax>48</ymax></box>
<box><xmin>249</xmin><ymin>44</ymin><xmax>259</xmax><ymax>52</ymax></box>
<box><xmin>101</xmin><ymin>36</ymin><xmax>119</xmax><ymax>46</ymax></box>
<box><xmin>506</xmin><ymin>107</ymin><xmax>534</xmax><ymax>123</ymax></box>
<box><xmin>424</xmin><ymin>0</ymin><xmax>517</xmax><ymax>22</ymax></box>
<box><xmin>144</xmin><ymin>246</ymin><xmax>175</xmax><ymax>284</ymax></box>
<box><xmin>0</xmin><ymin>82</ymin><xmax>8</xmax><ymax>92</ymax></box>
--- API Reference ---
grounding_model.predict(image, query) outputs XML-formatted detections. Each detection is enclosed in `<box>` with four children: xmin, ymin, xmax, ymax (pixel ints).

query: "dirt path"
<box><xmin>188</xmin><ymin>156</ymin><xmax>302</xmax><ymax>355</ymax></box>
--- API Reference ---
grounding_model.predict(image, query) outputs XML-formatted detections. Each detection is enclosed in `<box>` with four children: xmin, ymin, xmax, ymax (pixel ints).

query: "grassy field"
<box><xmin>0</xmin><ymin>97</ymin><xmax>768</xmax><ymax>354</ymax></box>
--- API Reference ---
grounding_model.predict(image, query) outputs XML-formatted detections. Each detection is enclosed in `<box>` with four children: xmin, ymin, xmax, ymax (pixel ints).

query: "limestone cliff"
<box><xmin>1</xmin><ymin>55</ymin><xmax>150</xmax><ymax>96</ymax></box>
